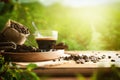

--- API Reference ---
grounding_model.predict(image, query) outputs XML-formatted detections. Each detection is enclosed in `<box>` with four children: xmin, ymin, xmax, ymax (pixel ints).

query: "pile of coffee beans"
<box><xmin>53</xmin><ymin>52</ymin><xmax>120</xmax><ymax>64</ymax></box>
<box><xmin>54</xmin><ymin>42</ymin><xmax>68</xmax><ymax>50</ymax></box>
<box><xmin>54</xmin><ymin>54</ymin><xmax>101</xmax><ymax>64</ymax></box>
<box><xmin>0</xmin><ymin>33</ymin><xmax>7</xmax><ymax>42</ymax></box>
<box><xmin>10</xmin><ymin>20</ymin><xmax>29</xmax><ymax>34</ymax></box>
<box><xmin>5</xmin><ymin>45</ymin><xmax>37</xmax><ymax>52</ymax></box>
<box><xmin>4</xmin><ymin>44</ymin><xmax>59</xmax><ymax>52</ymax></box>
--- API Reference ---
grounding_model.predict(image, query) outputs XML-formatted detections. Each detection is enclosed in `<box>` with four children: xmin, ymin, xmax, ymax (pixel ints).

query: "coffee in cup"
<box><xmin>34</xmin><ymin>30</ymin><xmax>58</xmax><ymax>51</ymax></box>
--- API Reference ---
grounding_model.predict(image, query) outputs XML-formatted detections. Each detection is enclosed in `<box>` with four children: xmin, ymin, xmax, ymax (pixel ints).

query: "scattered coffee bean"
<box><xmin>79</xmin><ymin>59</ymin><xmax>85</xmax><ymax>64</ymax></box>
<box><xmin>96</xmin><ymin>57</ymin><xmax>100</xmax><ymax>61</ymax></box>
<box><xmin>84</xmin><ymin>59</ymin><xmax>89</xmax><ymax>62</ymax></box>
<box><xmin>92</xmin><ymin>60</ymin><xmax>97</xmax><ymax>63</ymax></box>
<box><xmin>76</xmin><ymin>59</ymin><xmax>85</xmax><ymax>64</ymax></box>
<box><xmin>89</xmin><ymin>55</ymin><xmax>100</xmax><ymax>63</ymax></box>
<box><xmin>56</xmin><ymin>42</ymin><xmax>64</xmax><ymax>46</ymax></box>
<box><xmin>101</xmin><ymin>55</ymin><xmax>106</xmax><ymax>59</ymax></box>
<box><xmin>98</xmin><ymin>57</ymin><xmax>101</xmax><ymax>60</ymax></box>
<box><xmin>82</xmin><ymin>55</ymin><xmax>89</xmax><ymax>62</ymax></box>
<box><xmin>76</xmin><ymin>60</ymin><xmax>80</xmax><ymax>64</ymax></box>
<box><xmin>53</xmin><ymin>59</ymin><xmax>56</xmax><ymax>62</ymax></box>
<box><xmin>89</xmin><ymin>56</ymin><xmax>95</xmax><ymax>61</ymax></box>
<box><xmin>69</xmin><ymin>55</ymin><xmax>74</xmax><ymax>60</ymax></box>
<box><xmin>73</xmin><ymin>55</ymin><xmax>80</xmax><ymax>61</ymax></box>
<box><xmin>108</xmin><ymin>56</ymin><xmax>111</xmax><ymax>59</ymax></box>
<box><xmin>116</xmin><ymin>53</ymin><xmax>119</xmax><ymax>56</ymax></box>
<box><xmin>64</xmin><ymin>56</ymin><xmax>69</xmax><ymax>60</ymax></box>
<box><xmin>82</xmin><ymin>55</ymin><xmax>88</xmax><ymax>59</ymax></box>
<box><xmin>111</xmin><ymin>59</ymin><xmax>115</xmax><ymax>62</ymax></box>
<box><xmin>58</xmin><ymin>58</ymin><xmax>61</xmax><ymax>61</ymax></box>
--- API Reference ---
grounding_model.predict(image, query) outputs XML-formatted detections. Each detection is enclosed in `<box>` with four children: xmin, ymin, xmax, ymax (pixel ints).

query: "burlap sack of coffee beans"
<box><xmin>1</xmin><ymin>19</ymin><xmax>30</xmax><ymax>45</ymax></box>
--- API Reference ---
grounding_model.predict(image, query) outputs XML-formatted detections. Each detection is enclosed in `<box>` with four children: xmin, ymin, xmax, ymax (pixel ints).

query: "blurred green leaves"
<box><xmin>0</xmin><ymin>1</ymin><xmax>120</xmax><ymax>50</ymax></box>
<box><xmin>0</xmin><ymin>55</ymin><xmax>40</xmax><ymax>80</ymax></box>
<box><xmin>27</xmin><ymin>63</ymin><xmax>37</xmax><ymax>71</ymax></box>
<box><xmin>91</xmin><ymin>65</ymin><xmax>120</xmax><ymax>80</ymax></box>
<box><xmin>77</xmin><ymin>74</ymin><xmax>86</xmax><ymax>80</ymax></box>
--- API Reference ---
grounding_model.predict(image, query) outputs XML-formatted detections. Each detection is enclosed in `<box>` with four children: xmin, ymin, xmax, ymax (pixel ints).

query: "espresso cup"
<box><xmin>34</xmin><ymin>30</ymin><xmax>58</xmax><ymax>51</ymax></box>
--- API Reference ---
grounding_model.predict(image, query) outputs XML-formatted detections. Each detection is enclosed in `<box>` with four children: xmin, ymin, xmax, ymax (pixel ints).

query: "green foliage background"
<box><xmin>0</xmin><ymin>0</ymin><xmax>120</xmax><ymax>50</ymax></box>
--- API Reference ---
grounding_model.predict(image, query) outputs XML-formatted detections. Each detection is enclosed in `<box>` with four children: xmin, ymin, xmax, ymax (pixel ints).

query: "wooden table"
<box><xmin>14</xmin><ymin>51</ymin><xmax>120</xmax><ymax>80</ymax></box>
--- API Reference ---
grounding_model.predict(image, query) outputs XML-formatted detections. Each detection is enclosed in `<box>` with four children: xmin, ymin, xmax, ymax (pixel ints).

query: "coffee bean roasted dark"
<box><xmin>5</xmin><ymin>45</ymin><xmax>37</xmax><ymax>52</ymax></box>
<box><xmin>53</xmin><ymin>53</ymin><xmax>120</xmax><ymax>64</ymax></box>
<box><xmin>55</xmin><ymin>54</ymin><xmax>102</xmax><ymax>64</ymax></box>
<box><xmin>10</xmin><ymin>20</ymin><xmax>29</xmax><ymax>34</ymax></box>
<box><xmin>111</xmin><ymin>59</ymin><xmax>115</xmax><ymax>62</ymax></box>
<box><xmin>108</xmin><ymin>56</ymin><xmax>111</xmax><ymax>59</ymax></box>
<box><xmin>101</xmin><ymin>55</ymin><xmax>106</xmax><ymax>59</ymax></box>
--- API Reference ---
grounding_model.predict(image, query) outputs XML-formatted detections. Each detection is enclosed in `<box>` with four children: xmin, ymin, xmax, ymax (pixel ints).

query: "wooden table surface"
<box><xmin>35</xmin><ymin>51</ymin><xmax>120</xmax><ymax>80</ymax></box>
<box><xmin>14</xmin><ymin>51</ymin><xmax>120</xmax><ymax>78</ymax></box>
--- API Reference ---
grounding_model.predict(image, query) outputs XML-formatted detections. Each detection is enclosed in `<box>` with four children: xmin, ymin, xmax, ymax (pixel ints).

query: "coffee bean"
<box><xmin>21</xmin><ymin>27</ymin><xmax>24</xmax><ymax>33</ymax></box>
<box><xmin>76</xmin><ymin>60</ymin><xmax>80</xmax><ymax>64</ymax></box>
<box><xmin>25</xmin><ymin>28</ymin><xmax>29</xmax><ymax>34</ymax></box>
<box><xmin>92</xmin><ymin>60</ymin><xmax>97</xmax><ymax>63</ymax></box>
<box><xmin>111</xmin><ymin>59</ymin><xmax>115</xmax><ymax>62</ymax></box>
<box><xmin>84</xmin><ymin>59</ymin><xmax>89</xmax><ymax>62</ymax></box>
<box><xmin>10</xmin><ymin>20</ymin><xmax>29</xmax><ymax>34</ymax></box>
<box><xmin>101</xmin><ymin>55</ymin><xmax>106</xmax><ymax>59</ymax></box>
<box><xmin>89</xmin><ymin>56</ymin><xmax>100</xmax><ymax>63</ymax></box>
<box><xmin>11</xmin><ymin>23</ymin><xmax>14</xmax><ymax>28</ymax></box>
<box><xmin>108</xmin><ymin>56</ymin><xmax>111</xmax><ymax>59</ymax></box>
<box><xmin>82</xmin><ymin>55</ymin><xmax>88</xmax><ymax>59</ymax></box>
<box><xmin>116</xmin><ymin>53</ymin><xmax>119</xmax><ymax>56</ymax></box>
<box><xmin>64</xmin><ymin>56</ymin><xmax>69</xmax><ymax>60</ymax></box>
<box><xmin>118</xmin><ymin>56</ymin><xmax>120</xmax><ymax>58</ymax></box>
<box><xmin>89</xmin><ymin>56</ymin><xmax>95</xmax><ymax>60</ymax></box>
<box><xmin>58</xmin><ymin>58</ymin><xmax>61</xmax><ymax>61</ymax></box>
<box><xmin>73</xmin><ymin>55</ymin><xmax>80</xmax><ymax>61</ymax></box>
<box><xmin>82</xmin><ymin>55</ymin><xmax>89</xmax><ymax>62</ymax></box>
<box><xmin>76</xmin><ymin>59</ymin><xmax>85</xmax><ymax>64</ymax></box>
<box><xmin>96</xmin><ymin>57</ymin><xmax>100</xmax><ymax>61</ymax></box>
<box><xmin>69</xmin><ymin>55</ymin><xmax>74</xmax><ymax>59</ymax></box>
<box><xmin>80</xmin><ymin>59</ymin><xmax>85</xmax><ymax>64</ymax></box>
<box><xmin>98</xmin><ymin>57</ymin><xmax>101</xmax><ymax>60</ymax></box>
<box><xmin>53</xmin><ymin>59</ymin><xmax>56</xmax><ymax>62</ymax></box>
<box><xmin>56</xmin><ymin>42</ymin><xmax>64</xmax><ymax>46</ymax></box>
<box><xmin>5</xmin><ymin>45</ymin><xmax>38</xmax><ymax>52</ymax></box>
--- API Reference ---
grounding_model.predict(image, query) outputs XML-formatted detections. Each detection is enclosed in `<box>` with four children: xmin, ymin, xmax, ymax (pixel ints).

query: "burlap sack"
<box><xmin>1</xmin><ymin>19</ymin><xmax>30</xmax><ymax>45</ymax></box>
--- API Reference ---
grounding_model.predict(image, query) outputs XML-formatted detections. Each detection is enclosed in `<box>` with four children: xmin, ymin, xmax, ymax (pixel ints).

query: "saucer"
<box><xmin>1</xmin><ymin>50</ymin><xmax>64</xmax><ymax>62</ymax></box>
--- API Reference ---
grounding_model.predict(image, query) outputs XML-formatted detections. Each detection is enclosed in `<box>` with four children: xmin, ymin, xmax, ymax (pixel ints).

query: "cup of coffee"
<box><xmin>34</xmin><ymin>30</ymin><xmax>58</xmax><ymax>51</ymax></box>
